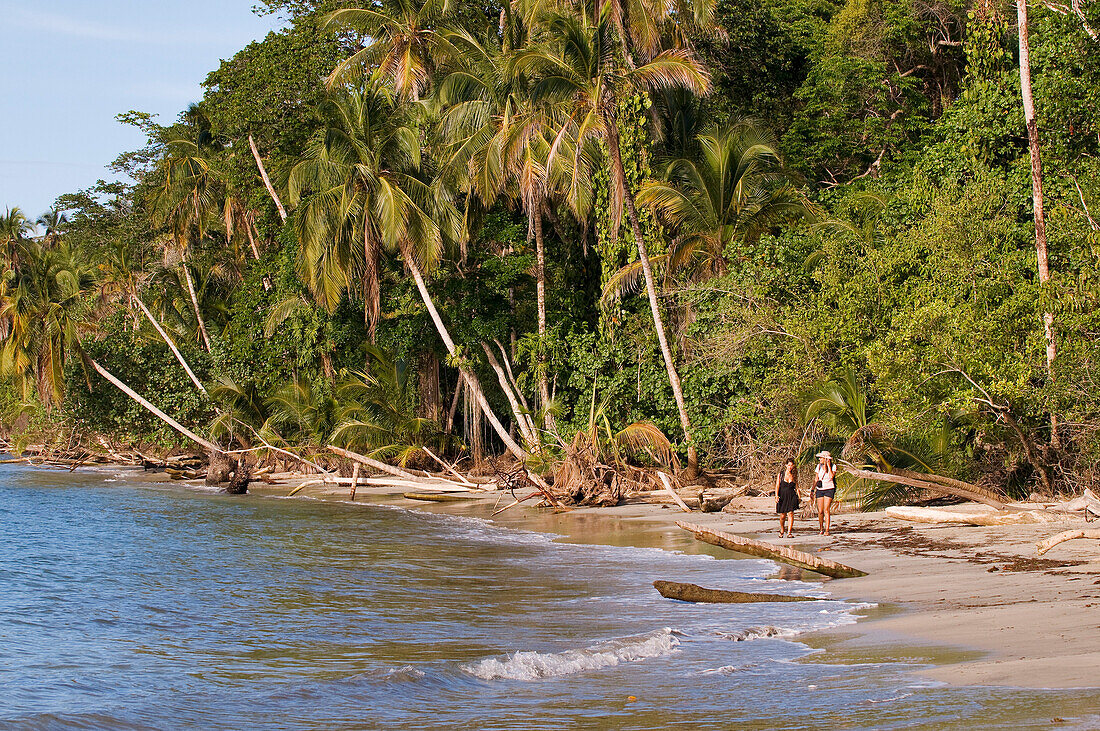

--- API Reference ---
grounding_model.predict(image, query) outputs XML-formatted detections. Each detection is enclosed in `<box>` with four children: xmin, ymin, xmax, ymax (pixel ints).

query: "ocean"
<box><xmin>1</xmin><ymin>461</ymin><xmax>1098</xmax><ymax>729</ymax></box>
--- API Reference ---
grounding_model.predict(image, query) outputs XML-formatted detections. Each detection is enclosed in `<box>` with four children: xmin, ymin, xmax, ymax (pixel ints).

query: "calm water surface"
<box><xmin>1</xmin><ymin>461</ymin><xmax>1098</xmax><ymax>729</ymax></box>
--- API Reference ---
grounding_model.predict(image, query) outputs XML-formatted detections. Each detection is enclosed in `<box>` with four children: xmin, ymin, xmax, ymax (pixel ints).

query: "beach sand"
<box><xmin>252</xmin><ymin>478</ymin><xmax>1100</xmax><ymax>689</ymax></box>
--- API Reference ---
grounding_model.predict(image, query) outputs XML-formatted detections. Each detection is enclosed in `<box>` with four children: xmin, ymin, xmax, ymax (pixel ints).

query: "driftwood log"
<box><xmin>885</xmin><ymin>506</ymin><xmax>1061</xmax><ymax>526</ymax></box>
<box><xmin>844</xmin><ymin>467</ymin><xmax>1008</xmax><ymax>510</ymax></box>
<box><xmin>1036</xmin><ymin>529</ymin><xmax>1100</xmax><ymax>555</ymax></box>
<box><xmin>654</xmin><ymin>580</ymin><xmax>824</xmax><ymax>604</ymax></box>
<box><xmin>657</xmin><ymin>472</ymin><xmax>692</xmax><ymax>513</ymax></box>
<box><xmin>403</xmin><ymin>492</ymin><xmax>477</xmax><ymax>502</ymax></box>
<box><xmin>677</xmin><ymin>521</ymin><xmax>868</xmax><ymax>579</ymax></box>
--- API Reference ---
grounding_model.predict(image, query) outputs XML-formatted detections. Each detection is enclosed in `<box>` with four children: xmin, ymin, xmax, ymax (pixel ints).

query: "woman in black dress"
<box><xmin>774</xmin><ymin>457</ymin><xmax>799</xmax><ymax>537</ymax></box>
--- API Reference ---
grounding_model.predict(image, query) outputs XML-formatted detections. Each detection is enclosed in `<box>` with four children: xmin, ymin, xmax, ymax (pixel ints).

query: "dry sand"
<box><xmin>253</xmin><ymin>478</ymin><xmax>1100</xmax><ymax>689</ymax></box>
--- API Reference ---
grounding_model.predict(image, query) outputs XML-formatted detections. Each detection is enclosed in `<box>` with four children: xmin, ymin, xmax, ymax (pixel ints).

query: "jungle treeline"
<box><xmin>3</xmin><ymin>0</ymin><xmax>1100</xmax><ymax>504</ymax></box>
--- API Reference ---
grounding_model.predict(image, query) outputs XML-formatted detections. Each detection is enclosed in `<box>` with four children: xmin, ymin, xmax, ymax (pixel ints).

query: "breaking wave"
<box><xmin>463</xmin><ymin>628</ymin><xmax>681</xmax><ymax>680</ymax></box>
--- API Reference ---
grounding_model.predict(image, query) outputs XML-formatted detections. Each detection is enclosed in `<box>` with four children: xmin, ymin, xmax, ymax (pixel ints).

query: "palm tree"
<box><xmin>37</xmin><ymin>209</ymin><xmax>68</xmax><ymax>248</ymax></box>
<box><xmin>517</xmin><ymin>9</ymin><xmax>710</xmax><ymax>472</ymax></box>
<box><xmin>289</xmin><ymin>80</ymin><xmax>530</xmax><ymax>461</ymax></box>
<box><xmin>152</xmin><ymin>105</ymin><xmax>225</xmax><ymax>352</ymax></box>
<box><xmin>0</xmin><ymin>234</ymin><xmax>219</xmax><ymax>451</ymax></box>
<box><xmin>0</xmin><ymin>207</ymin><xmax>32</xmax><ymax>270</ymax></box>
<box><xmin>605</xmin><ymin>122</ymin><xmax>807</xmax><ymax>298</ymax></box>
<box><xmin>326</xmin><ymin>0</ymin><xmax>449</xmax><ymax>101</ymax></box>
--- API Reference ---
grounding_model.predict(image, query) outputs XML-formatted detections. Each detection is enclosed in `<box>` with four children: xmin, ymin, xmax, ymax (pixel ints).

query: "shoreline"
<box><xmin>244</xmin><ymin>475</ymin><xmax>1100</xmax><ymax>690</ymax></box>
<box><xmin>10</xmin><ymin>457</ymin><xmax>1100</xmax><ymax>690</ymax></box>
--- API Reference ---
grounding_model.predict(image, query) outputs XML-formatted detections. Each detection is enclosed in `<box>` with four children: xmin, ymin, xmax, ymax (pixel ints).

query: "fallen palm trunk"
<box><xmin>885</xmin><ymin>506</ymin><xmax>1061</xmax><ymax>526</ymax></box>
<box><xmin>403</xmin><ymin>492</ymin><xmax>477</xmax><ymax>502</ymax></box>
<box><xmin>327</xmin><ymin>445</ymin><xmax>438</xmax><ymax>482</ymax></box>
<box><xmin>676</xmin><ymin>521</ymin><xmax>868</xmax><ymax>579</ymax></box>
<box><xmin>844</xmin><ymin>467</ymin><xmax>1008</xmax><ymax>510</ymax></box>
<box><xmin>653</xmin><ymin>580</ymin><xmax>824</xmax><ymax>604</ymax></box>
<box><xmin>1036</xmin><ymin>529</ymin><xmax>1100</xmax><ymax>555</ymax></box>
<box><xmin>322</xmin><ymin>476</ymin><xmax>473</xmax><ymax>492</ymax></box>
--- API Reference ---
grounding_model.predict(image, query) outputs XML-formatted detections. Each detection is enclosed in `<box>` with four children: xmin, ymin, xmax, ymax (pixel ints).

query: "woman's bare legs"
<box><xmin>816</xmin><ymin>498</ymin><xmax>825</xmax><ymax>534</ymax></box>
<box><xmin>785</xmin><ymin>513</ymin><xmax>794</xmax><ymax>537</ymax></box>
<box><xmin>779</xmin><ymin>511</ymin><xmax>787</xmax><ymax>535</ymax></box>
<box><xmin>821</xmin><ymin>496</ymin><xmax>833</xmax><ymax>535</ymax></box>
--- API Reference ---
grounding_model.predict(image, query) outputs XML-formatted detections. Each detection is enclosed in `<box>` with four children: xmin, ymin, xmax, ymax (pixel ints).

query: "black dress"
<box><xmin>776</xmin><ymin>477</ymin><xmax>800</xmax><ymax>514</ymax></box>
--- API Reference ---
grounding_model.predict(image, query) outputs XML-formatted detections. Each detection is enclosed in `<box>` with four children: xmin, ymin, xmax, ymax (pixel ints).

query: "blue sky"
<box><xmin>1</xmin><ymin>1</ymin><xmax>285</xmax><ymax>218</ymax></box>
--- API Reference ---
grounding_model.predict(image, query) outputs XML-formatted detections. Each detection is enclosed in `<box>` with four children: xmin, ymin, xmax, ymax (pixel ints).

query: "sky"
<box><xmin>0</xmin><ymin>1</ymin><xmax>285</xmax><ymax>219</ymax></box>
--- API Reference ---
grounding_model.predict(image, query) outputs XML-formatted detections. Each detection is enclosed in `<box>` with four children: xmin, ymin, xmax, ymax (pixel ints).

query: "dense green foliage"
<box><xmin>4</xmin><ymin>0</ymin><xmax>1100</xmax><ymax>503</ymax></box>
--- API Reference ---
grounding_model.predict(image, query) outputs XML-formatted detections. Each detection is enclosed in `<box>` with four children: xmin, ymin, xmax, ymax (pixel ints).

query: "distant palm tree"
<box><xmin>36</xmin><ymin>209</ymin><xmax>69</xmax><ymax>248</ymax></box>
<box><xmin>0</xmin><ymin>207</ymin><xmax>32</xmax><ymax>270</ymax></box>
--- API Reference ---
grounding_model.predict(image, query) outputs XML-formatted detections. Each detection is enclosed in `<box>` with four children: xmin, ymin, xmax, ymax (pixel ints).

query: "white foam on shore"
<box><xmin>463</xmin><ymin>628</ymin><xmax>681</xmax><ymax>681</ymax></box>
<box><xmin>719</xmin><ymin>625</ymin><xmax>803</xmax><ymax>642</ymax></box>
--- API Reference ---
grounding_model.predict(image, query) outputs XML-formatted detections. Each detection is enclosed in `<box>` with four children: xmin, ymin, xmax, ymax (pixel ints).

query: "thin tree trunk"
<box><xmin>132</xmin><ymin>294</ymin><xmax>207</xmax><ymax>396</ymax></box>
<box><xmin>481</xmin><ymin>342</ymin><xmax>538</xmax><ymax>447</ymax></box>
<box><xmin>180</xmin><ymin>249</ymin><xmax>212</xmax><ymax>352</ymax></box>
<box><xmin>534</xmin><ymin>207</ymin><xmax>556</xmax><ymax>433</ymax></box>
<box><xmin>445</xmin><ymin>376</ymin><xmax>464</xmax><ymax>435</ymax></box>
<box><xmin>402</xmin><ymin>250</ymin><xmax>530</xmax><ymax>461</ymax></box>
<box><xmin>605</xmin><ymin>122</ymin><xmax>699</xmax><ymax>476</ymax></box>
<box><xmin>1017</xmin><ymin>0</ymin><xmax>1060</xmax><ymax>449</ymax></box>
<box><xmin>244</xmin><ymin>217</ymin><xmax>262</xmax><ymax>260</ymax></box>
<box><xmin>249</xmin><ymin>135</ymin><xmax>287</xmax><ymax>222</ymax></box>
<box><xmin>89</xmin><ymin>358</ymin><xmax>221</xmax><ymax>453</ymax></box>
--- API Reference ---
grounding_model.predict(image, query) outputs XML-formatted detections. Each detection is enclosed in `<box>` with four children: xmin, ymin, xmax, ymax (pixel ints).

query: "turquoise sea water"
<box><xmin>1</xmin><ymin>461</ymin><xmax>1098</xmax><ymax>729</ymax></box>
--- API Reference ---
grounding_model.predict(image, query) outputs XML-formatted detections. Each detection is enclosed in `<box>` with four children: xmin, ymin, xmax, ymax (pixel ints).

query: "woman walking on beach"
<box><xmin>814</xmin><ymin>451</ymin><xmax>837</xmax><ymax>535</ymax></box>
<box><xmin>774</xmin><ymin>457</ymin><xmax>799</xmax><ymax>537</ymax></box>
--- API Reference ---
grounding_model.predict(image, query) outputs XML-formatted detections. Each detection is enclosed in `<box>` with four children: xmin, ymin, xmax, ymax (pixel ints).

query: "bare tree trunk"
<box><xmin>605</xmin><ymin>122</ymin><xmax>699</xmax><ymax>476</ymax></box>
<box><xmin>249</xmin><ymin>135</ymin><xmax>287</xmax><ymax>222</ymax></box>
<box><xmin>180</xmin><ymin>250</ymin><xmax>212</xmax><ymax>352</ymax></box>
<box><xmin>89</xmin><ymin>358</ymin><xmax>221</xmax><ymax>453</ymax></box>
<box><xmin>132</xmin><ymin>294</ymin><xmax>207</xmax><ymax>396</ymax></box>
<box><xmin>445</xmin><ymin>376</ymin><xmax>464</xmax><ymax>435</ymax></box>
<box><xmin>418</xmin><ymin>351</ymin><xmax>441</xmax><ymax>422</ymax></box>
<box><xmin>1017</xmin><ymin>0</ymin><xmax>1060</xmax><ymax>449</ymax></box>
<box><xmin>402</xmin><ymin>250</ymin><xmax>531</xmax><ymax>461</ymax></box>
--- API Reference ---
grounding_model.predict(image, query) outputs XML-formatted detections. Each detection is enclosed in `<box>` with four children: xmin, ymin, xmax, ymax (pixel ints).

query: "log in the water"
<box><xmin>654</xmin><ymin>580</ymin><xmax>824</xmax><ymax>604</ymax></box>
<box><xmin>885</xmin><ymin>506</ymin><xmax>1060</xmax><ymax>526</ymax></box>
<box><xmin>402</xmin><ymin>492</ymin><xmax>477</xmax><ymax>502</ymax></box>
<box><xmin>676</xmin><ymin>521</ymin><xmax>868</xmax><ymax>579</ymax></box>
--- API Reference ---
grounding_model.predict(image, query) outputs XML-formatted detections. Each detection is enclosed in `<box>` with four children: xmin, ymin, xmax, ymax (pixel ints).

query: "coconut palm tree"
<box><xmin>152</xmin><ymin>105</ymin><xmax>226</xmax><ymax>352</ymax></box>
<box><xmin>36</xmin><ymin>209</ymin><xmax>68</xmax><ymax>248</ymax></box>
<box><xmin>516</xmin><ymin>9</ymin><xmax>710</xmax><ymax>472</ymax></box>
<box><xmin>289</xmin><ymin>79</ymin><xmax>530</xmax><ymax>461</ymax></box>
<box><xmin>0</xmin><ymin>207</ymin><xmax>32</xmax><ymax>270</ymax></box>
<box><xmin>326</xmin><ymin>0</ymin><xmax>450</xmax><ymax>101</ymax></box>
<box><xmin>605</xmin><ymin>122</ymin><xmax>807</xmax><ymax>299</ymax></box>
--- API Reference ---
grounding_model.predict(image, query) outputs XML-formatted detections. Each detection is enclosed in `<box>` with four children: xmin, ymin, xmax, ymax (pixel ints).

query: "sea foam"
<box><xmin>463</xmin><ymin>628</ymin><xmax>681</xmax><ymax>680</ymax></box>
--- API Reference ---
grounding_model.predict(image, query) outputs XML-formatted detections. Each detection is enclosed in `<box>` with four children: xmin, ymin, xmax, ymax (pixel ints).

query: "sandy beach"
<box><xmin>251</xmin><ymin>478</ymin><xmax>1100</xmax><ymax>690</ymax></box>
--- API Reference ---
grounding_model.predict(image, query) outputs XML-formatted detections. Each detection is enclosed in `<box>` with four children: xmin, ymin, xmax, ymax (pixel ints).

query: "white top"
<box><xmin>815</xmin><ymin>463</ymin><xmax>836</xmax><ymax>490</ymax></box>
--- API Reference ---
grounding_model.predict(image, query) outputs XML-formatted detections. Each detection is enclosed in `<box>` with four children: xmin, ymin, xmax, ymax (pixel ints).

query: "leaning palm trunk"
<box><xmin>179</xmin><ymin>249</ymin><xmax>212</xmax><ymax>352</ymax></box>
<box><xmin>605</xmin><ymin>122</ymin><xmax>699</xmax><ymax>475</ymax></box>
<box><xmin>402</xmin><ymin>248</ymin><xmax>531</xmax><ymax>461</ymax></box>
<box><xmin>89</xmin><ymin>358</ymin><xmax>221</xmax><ymax>454</ymax></box>
<box><xmin>249</xmin><ymin>135</ymin><xmax>288</xmax><ymax>222</ymax></box>
<box><xmin>1017</xmin><ymin>0</ymin><xmax>1059</xmax><ymax>449</ymax></box>
<box><xmin>132</xmin><ymin>294</ymin><xmax>207</xmax><ymax>396</ymax></box>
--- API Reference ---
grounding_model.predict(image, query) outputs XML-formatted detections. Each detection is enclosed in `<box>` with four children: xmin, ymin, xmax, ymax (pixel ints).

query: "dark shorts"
<box><xmin>815</xmin><ymin>488</ymin><xmax>836</xmax><ymax>499</ymax></box>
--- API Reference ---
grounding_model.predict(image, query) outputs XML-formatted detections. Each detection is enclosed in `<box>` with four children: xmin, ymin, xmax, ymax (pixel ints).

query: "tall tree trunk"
<box><xmin>402</xmin><ymin>249</ymin><xmax>531</xmax><ymax>461</ymax></box>
<box><xmin>533</xmin><ymin>207</ymin><xmax>556</xmax><ymax>433</ymax></box>
<box><xmin>180</xmin><ymin>249</ymin><xmax>212</xmax><ymax>352</ymax></box>
<box><xmin>605</xmin><ymin>121</ymin><xmax>699</xmax><ymax>476</ymax></box>
<box><xmin>418</xmin><ymin>350</ymin><xmax>441</xmax><ymax>422</ymax></box>
<box><xmin>1017</xmin><ymin>0</ymin><xmax>1060</xmax><ymax>449</ymax></box>
<box><xmin>249</xmin><ymin>135</ymin><xmax>288</xmax><ymax>222</ymax></box>
<box><xmin>132</xmin><ymin>294</ymin><xmax>207</xmax><ymax>396</ymax></box>
<box><xmin>89</xmin><ymin>358</ymin><xmax>221</xmax><ymax>453</ymax></box>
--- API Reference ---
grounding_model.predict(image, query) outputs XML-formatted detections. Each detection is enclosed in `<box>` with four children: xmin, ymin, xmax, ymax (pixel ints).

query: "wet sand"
<box><xmin>254</xmin><ymin>479</ymin><xmax>1100</xmax><ymax>689</ymax></box>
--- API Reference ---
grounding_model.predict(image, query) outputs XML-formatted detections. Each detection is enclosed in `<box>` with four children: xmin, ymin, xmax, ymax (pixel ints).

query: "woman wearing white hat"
<box><xmin>813</xmin><ymin>451</ymin><xmax>837</xmax><ymax>535</ymax></box>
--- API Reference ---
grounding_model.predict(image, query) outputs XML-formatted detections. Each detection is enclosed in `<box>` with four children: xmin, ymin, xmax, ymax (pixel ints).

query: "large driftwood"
<box><xmin>403</xmin><ymin>492</ymin><xmax>477</xmax><ymax>502</ymax></box>
<box><xmin>327</xmin><ymin>445</ymin><xmax>426</xmax><ymax>482</ymax></box>
<box><xmin>654</xmin><ymin>580</ymin><xmax>824</xmax><ymax>604</ymax></box>
<box><xmin>844</xmin><ymin>467</ymin><xmax>1008</xmax><ymax>510</ymax></box>
<box><xmin>1036</xmin><ymin>529</ymin><xmax>1100</xmax><ymax>555</ymax></box>
<box><xmin>677</xmin><ymin>521</ymin><xmax>868</xmax><ymax>579</ymax></box>
<box><xmin>658</xmin><ymin>472</ymin><xmax>692</xmax><ymax>513</ymax></box>
<box><xmin>885</xmin><ymin>506</ymin><xmax>1061</xmax><ymax>526</ymax></box>
<box><xmin>1053</xmin><ymin>488</ymin><xmax>1100</xmax><ymax>518</ymax></box>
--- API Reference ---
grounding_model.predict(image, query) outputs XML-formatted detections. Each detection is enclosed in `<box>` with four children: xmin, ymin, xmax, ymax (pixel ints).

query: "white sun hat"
<box><xmin>815</xmin><ymin>450</ymin><xmax>832</xmax><ymax>459</ymax></box>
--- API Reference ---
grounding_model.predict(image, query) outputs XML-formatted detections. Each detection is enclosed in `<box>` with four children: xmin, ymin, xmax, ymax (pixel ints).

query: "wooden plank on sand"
<box><xmin>403</xmin><ymin>492</ymin><xmax>477</xmax><ymax>502</ymax></box>
<box><xmin>676</xmin><ymin>521</ymin><xmax>868</xmax><ymax>579</ymax></box>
